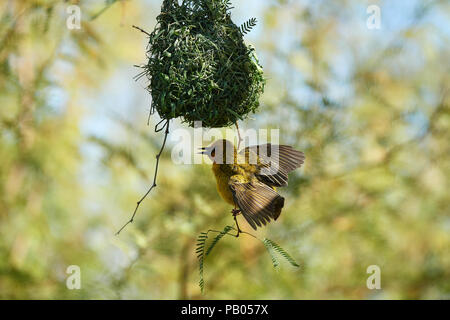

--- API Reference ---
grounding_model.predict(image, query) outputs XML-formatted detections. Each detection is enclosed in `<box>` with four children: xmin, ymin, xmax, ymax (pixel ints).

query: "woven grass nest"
<box><xmin>143</xmin><ymin>0</ymin><xmax>265</xmax><ymax>128</ymax></box>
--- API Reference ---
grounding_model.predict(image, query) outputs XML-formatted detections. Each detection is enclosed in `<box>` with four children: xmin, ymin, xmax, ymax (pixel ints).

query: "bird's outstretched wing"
<box><xmin>229</xmin><ymin>175</ymin><xmax>285</xmax><ymax>230</ymax></box>
<box><xmin>239</xmin><ymin>144</ymin><xmax>305</xmax><ymax>187</ymax></box>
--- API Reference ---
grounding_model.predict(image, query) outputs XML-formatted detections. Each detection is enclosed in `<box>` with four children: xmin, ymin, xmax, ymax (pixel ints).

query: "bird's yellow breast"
<box><xmin>212</xmin><ymin>163</ymin><xmax>236</xmax><ymax>206</ymax></box>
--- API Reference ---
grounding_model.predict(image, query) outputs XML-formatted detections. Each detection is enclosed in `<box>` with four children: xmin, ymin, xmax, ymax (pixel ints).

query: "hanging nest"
<box><xmin>143</xmin><ymin>0</ymin><xmax>265</xmax><ymax>128</ymax></box>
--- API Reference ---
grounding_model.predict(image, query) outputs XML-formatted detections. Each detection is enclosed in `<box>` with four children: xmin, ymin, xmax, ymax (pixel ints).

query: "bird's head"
<box><xmin>199</xmin><ymin>139</ymin><xmax>236</xmax><ymax>164</ymax></box>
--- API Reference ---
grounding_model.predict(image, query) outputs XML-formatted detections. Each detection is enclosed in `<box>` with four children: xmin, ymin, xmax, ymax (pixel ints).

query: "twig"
<box><xmin>132</xmin><ymin>24</ymin><xmax>151</xmax><ymax>37</ymax></box>
<box><xmin>206</xmin><ymin>225</ymin><xmax>260</xmax><ymax>242</ymax></box>
<box><xmin>131</xmin><ymin>24</ymin><xmax>153</xmax><ymax>126</ymax></box>
<box><xmin>204</xmin><ymin>225</ymin><xmax>260</xmax><ymax>241</ymax></box>
<box><xmin>116</xmin><ymin>120</ymin><xmax>170</xmax><ymax>235</ymax></box>
<box><xmin>235</xmin><ymin>122</ymin><xmax>243</xmax><ymax>150</ymax></box>
<box><xmin>230</xmin><ymin>226</ymin><xmax>261</xmax><ymax>241</ymax></box>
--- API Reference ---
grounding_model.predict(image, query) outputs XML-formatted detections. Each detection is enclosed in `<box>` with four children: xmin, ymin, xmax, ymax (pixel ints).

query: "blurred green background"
<box><xmin>0</xmin><ymin>0</ymin><xmax>449</xmax><ymax>299</ymax></box>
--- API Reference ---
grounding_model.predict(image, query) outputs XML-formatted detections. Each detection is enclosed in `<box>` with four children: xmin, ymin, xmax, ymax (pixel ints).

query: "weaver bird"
<box><xmin>199</xmin><ymin>140</ymin><xmax>305</xmax><ymax>234</ymax></box>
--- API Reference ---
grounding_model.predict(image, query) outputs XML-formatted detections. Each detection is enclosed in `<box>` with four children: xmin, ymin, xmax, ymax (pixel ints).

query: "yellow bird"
<box><xmin>199</xmin><ymin>139</ymin><xmax>305</xmax><ymax>233</ymax></box>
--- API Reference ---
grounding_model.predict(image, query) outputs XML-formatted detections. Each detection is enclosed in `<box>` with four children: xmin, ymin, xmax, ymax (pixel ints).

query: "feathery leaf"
<box><xmin>196</xmin><ymin>232</ymin><xmax>208</xmax><ymax>294</ymax></box>
<box><xmin>263</xmin><ymin>238</ymin><xmax>280</xmax><ymax>268</ymax></box>
<box><xmin>263</xmin><ymin>238</ymin><xmax>300</xmax><ymax>268</ymax></box>
<box><xmin>240</xmin><ymin>18</ymin><xmax>257</xmax><ymax>35</ymax></box>
<box><xmin>196</xmin><ymin>226</ymin><xmax>233</xmax><ymax>294</ymax></box>
<box><xmin>206</xmin><ymin>226</ymin><xmax>233</xmax><ymax>257</ymax></box>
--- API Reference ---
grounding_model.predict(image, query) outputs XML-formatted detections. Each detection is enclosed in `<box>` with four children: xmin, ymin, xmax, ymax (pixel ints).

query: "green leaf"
<box><xmin>196</xmin><ymin>232</ymin><xmax>208</xmax><ymax>294</ymax></box>
<box><xmin>240</xmin><ymin>18</ymin><xmax>258</xmax><ymax>35</ymax></box>
<box><xmin>196</xmin><ymin>226</ymin><xmax>234</xmax><ymax>294</ymax></box>
<box><xmin>263</xmin><ymin>238</ymin><xmax>300</xmax><ymax>268</ymax></box>
<box><xmin>263</xmin><ymin>238</ymin><xmax>280</xmax><ymax>268</ymax></box>
<box><xmin>206</xmin><ymin>226</ymin><xmax>233</xmax><ymax>257</ymax></box>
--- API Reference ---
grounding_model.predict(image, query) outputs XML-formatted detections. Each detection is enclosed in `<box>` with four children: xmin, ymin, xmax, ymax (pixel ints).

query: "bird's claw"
<box><xmin>232</xmin><ymin>208</ymin><xmax>241</xmax><ymax>217</ymax></box>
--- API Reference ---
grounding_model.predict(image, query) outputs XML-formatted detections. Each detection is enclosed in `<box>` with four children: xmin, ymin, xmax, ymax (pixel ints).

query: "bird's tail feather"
<box><xmin>230</xmin><ymin>180</ymin><xmax>285</xmax><ymax>230</ymax></box>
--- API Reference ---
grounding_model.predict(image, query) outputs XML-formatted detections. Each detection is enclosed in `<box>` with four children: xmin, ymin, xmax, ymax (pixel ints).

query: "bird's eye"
<box><xmin>210</xmin><ymin>148</ymin><xmax>215</xmax><ymax>157</ymax></box>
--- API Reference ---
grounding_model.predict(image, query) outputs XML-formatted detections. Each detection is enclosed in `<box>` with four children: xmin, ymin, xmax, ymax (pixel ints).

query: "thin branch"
<box><xmin>132</xmin><ymin>24</ymin><xmax>151</xmax><ymax>37</ymax></box>
<box><xmin>229</xmin><ymin>226</ymin><xmax>261</xmax><ymax>241</ymax></box>
<box><xmin>116</xmin><ymin>120</ymin><xmax>170</xmax><ymax>235</ymax></box>
<box><xmin>205</xmin><ymin>225</ymin><xmax>261</xmax><ymax>242</ymax></box>
<box><xmin>203</xmin><ymin>225</ymin><xmax>260</xmax><ymax>241</ymax></box>
<box><xmin>235</xmin><ymin>122</ymin><xmax>243</xmax><ymax>150</ymax></box>
<box><xmin>155</xmin><ymin>119</ymin><xmax>167</xmax><ymax>132</ymax></box>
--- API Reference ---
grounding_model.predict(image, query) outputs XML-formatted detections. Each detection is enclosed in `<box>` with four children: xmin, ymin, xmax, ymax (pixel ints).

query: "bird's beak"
<box><xmin>197</xmin><ymin>147</ymin><xmax>208</xmax><ymax>155</ymax></box>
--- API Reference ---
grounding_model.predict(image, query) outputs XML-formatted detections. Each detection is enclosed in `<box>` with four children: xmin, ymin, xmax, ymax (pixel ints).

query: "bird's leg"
<box><xmin>232</xmin><ymin>207</ymin><xmax>242</xmax><ymax>237</ymax></box>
